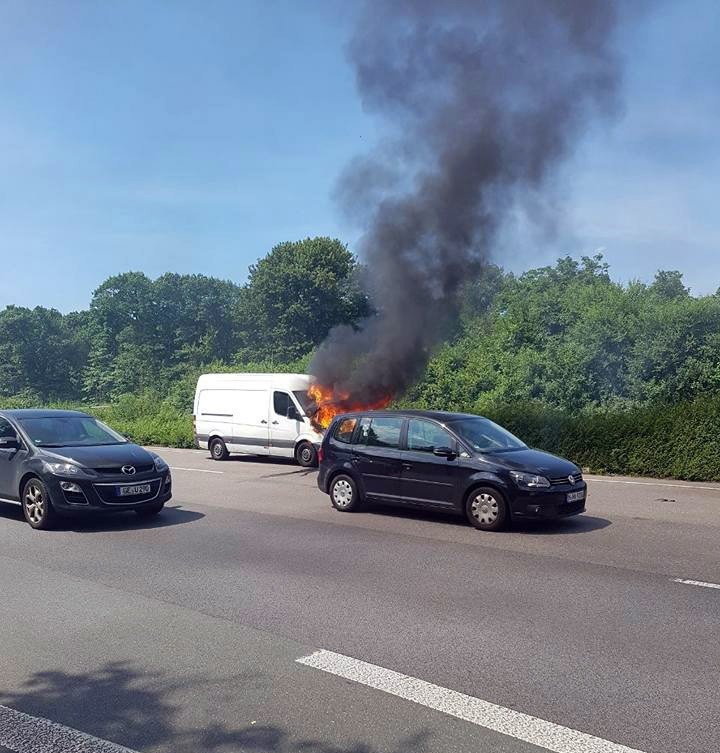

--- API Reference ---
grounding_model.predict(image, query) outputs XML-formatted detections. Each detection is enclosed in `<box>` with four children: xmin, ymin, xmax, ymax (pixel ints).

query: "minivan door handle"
<box><xmin>402</xmin><ymin>463</ymin><xmax>412</xmax><ymax>470</ymax></box>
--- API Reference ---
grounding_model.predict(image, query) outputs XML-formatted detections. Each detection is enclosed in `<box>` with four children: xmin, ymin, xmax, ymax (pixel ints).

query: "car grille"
<box><xmin>94</xmin><ymin>463</ymin><xmax>155</xmax><ymax>476</ymax></box>
<box><xmin>93</xmin><ymin>478</ymin><xmax>162</xmax><ymax>504</ymax></box>
<box><xmin>550</xmin><ymin>472</ymin><xmax>583</xmax><ymax>486</ymax></box>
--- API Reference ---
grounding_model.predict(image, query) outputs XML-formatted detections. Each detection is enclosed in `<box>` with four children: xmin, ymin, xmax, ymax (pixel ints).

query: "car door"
<box><xmin>0</xmin><ymin>417</ymin><xmax>26</xmax><ymax>502</ymax></box>
<box><xmin>231</xmin><ymin>389</ymin><xmax>270</xmax><ymax>455</ymax></box>
<box><xmin>352</xmin><ymin>416</ymin><xmax>405</xmax><ymax>501</ymax></box>
<box><xmin>269</xmin><ymin>391</ymin><xmax>303</xmax><ymax>457</ymax></box>
<box><xmin>399</xmin><ymin>419</ymin><xmax>462</xmax><ymax>508</ymax></box>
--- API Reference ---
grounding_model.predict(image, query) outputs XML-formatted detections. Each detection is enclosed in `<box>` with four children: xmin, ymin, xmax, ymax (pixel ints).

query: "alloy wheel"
<box><xmin>24</xmin><ymin>482</ymin><xmax>46</xmax><ymax>526</ymax></box>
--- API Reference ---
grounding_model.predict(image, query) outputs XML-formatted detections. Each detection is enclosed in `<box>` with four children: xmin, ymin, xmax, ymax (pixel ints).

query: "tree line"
<box><xmin>1</xmin><ymin>238</ymin><xmax>719</xmax><ymax>418</ymax></box>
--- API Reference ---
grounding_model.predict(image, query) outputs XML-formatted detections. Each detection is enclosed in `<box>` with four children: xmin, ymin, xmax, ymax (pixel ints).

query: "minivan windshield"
<box><xmin>449</xmin><ymin>417</ymin><xmax>527</xmax><ymax>454</ymax></box>
<box><xmin>18</xmin><ymin>416</ymin><xmax>127</xmax><ymax>448</ymax></box>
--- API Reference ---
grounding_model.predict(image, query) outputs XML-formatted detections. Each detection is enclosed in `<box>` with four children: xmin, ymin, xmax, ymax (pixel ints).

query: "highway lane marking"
<box><xmin>672</xmin><ymin>578</ymin><xmax>720</xmax><ymax>590</ymax></box>
<box><xmin>297</xmin><ymin>650</ymin><xmax>647</xmax><ymax>753</ymax></box>
<box><xmin>586</xmin><ymin>477</ymin><xmax>720</xmax><ymax>492</ymax></box>
<box><xmin>0</xmin><ymin>704</ymin><xmax>139</xmax><ymax>753</ymax></box>
<box><xmin>169</xmin><ymin>466</ymin><xmax>224</xmax><ymax>474</ymax></box>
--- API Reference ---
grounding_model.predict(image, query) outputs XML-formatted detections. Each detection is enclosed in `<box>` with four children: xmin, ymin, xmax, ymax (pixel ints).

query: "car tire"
<box><xmin>329</xmin><ymin>474</ymin><xmax>362</xmax><ymax>512</ymax></box>
<box><xmin>22</xmin><ymin>478</ymin><xmax>57</xmax><ymax>530</ymax></box>
<box><xmin>210</xmin><ymin>437</ymin><xmax>229</xmax><ymax>461</ymax></box>
<box><xmin>295</xmin><ymin>441</ymin><xmax>318</xmax><ymax>468</ymax></box>
<box><xmin>135</xmin><ymin>501</ymin><xmax>165</xmax><ymax>517</ymax></box>
<box><xmin>465</xmin><ymin>486</ymin><xmax>509</xmax><ymax>532</ymax></box>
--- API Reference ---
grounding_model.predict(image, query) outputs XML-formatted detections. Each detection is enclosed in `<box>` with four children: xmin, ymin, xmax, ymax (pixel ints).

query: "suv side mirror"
<box><xmin>0</xmin><ymin>436</ymin><xmax>20</xmax><ymax>451</ymax></box>
<box><xmin>433</xmin><ymin>446</ymin><xmax>456</xmax><ymax>458</ymax></box>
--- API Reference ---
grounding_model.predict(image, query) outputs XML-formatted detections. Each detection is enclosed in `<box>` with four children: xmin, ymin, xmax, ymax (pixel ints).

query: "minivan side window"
<box><xmin>407</xmin><ymin>419</ymin><xmax>454</xmax><ymax>453</ymax></box>
<box><xmin>0</xmin><ymin>418</ymin><xmax>17</xmax><ymax>440</ymax></box>
<box><xmin>359</xmin><ymin>417</ymin><xmax>404</xmax><ymax>449</ymax></box>
<box><xmin>334</xmin><ymin>418</ymin><xmax>357</xmax><ymax>444</ymax></box>
<box><xmin>273</xmin><ymin>391</ymin><xmax>292</xmax><ymax>417</ymax></box>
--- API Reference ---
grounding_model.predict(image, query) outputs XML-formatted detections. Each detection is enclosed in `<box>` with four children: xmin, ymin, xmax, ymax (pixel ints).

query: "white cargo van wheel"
<box><xmin>295</xmin><ymin>441</ymin><xmax>317</xmax><ymax>468</ymax></box>
<box><xmin>210</xmin><ymin>437</ymin><xmax>229</xmax><ymax>461</ymax></box>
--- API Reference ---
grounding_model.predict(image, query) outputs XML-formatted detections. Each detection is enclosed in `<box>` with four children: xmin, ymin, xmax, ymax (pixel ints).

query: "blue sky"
<box><xmin>0</xmin><ymin>0</ymin><xmax>718</xmax><ymax>312</ymax></box>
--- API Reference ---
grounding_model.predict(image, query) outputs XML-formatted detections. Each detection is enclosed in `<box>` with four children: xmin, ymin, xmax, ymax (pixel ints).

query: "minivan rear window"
<box><xmin>334</xmin><ymin>418</ymin><xmax>357</xmax><ymax>443</ymax></box>
<box><xmin>358</xmin><ymin>417</ymin><xmax>403</xmax><ymax>449</ymax></box>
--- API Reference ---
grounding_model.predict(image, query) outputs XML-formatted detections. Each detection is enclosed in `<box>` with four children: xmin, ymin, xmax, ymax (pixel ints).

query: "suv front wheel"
<box><xmin>22</xmin><ymin>478</ymin><xmax>58</xmax><ymax>530</ymax></box>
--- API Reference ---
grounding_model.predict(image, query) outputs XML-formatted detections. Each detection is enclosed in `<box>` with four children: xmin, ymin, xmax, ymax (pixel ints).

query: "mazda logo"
<box><xmin>122</xmin><ymin>465</ymin><xmax>136</xmax><ymax>476</ymax></box>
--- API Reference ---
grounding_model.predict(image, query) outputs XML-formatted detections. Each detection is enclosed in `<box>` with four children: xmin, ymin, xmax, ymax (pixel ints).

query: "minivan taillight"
<box><xmin>318</xmin><ymin>447</ymin><xmax>324</xmax><ymax>463</ymax></box>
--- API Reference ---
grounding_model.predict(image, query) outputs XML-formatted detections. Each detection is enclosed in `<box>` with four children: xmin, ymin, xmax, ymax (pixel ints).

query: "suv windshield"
<box><xmin>18</xmin><ymin>416</ymin><xmax>127</xmax><ymax>448</ymax></box>
<box><xmin>449</xmin><ymin>417</ymin><xmax>526</xmax><ymax>454</ymax></box>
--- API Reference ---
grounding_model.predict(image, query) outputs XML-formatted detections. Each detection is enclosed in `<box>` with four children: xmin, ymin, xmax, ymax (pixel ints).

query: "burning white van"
<box><xmin>193</xmin><ymin>373</ymin><xmax>323</xmax><ymax>467</ymax></box>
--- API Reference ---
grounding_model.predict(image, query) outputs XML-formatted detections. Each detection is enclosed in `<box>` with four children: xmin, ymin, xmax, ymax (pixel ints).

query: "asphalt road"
<box><xmin>1</xmin><ymin>448</ymin><xmax>718</xmax><ymax>753</ymax></box>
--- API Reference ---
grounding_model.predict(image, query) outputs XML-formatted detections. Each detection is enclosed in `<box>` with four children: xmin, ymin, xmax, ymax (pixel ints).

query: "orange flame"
<box><xmin>308</xmin><ymin>383</ymin><xmax>393</xmax><ymax>431</ymax></box>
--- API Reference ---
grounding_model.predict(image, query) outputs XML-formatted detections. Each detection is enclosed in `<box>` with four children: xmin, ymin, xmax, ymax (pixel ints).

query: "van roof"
<box><xmin>197</xmin><ymin>373</ymin><xmax>312</xmax><ymax>380</ymax></box>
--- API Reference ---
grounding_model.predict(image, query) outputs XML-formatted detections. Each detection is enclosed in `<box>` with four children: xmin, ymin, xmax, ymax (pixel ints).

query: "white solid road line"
<box><xmin>586</xmin><ymin>477</ymin><xmax>720</xmax><ymax>492</ymax></box>
<box><xmin>297</xmin><ymin>650</ymin><xmax>647</xmax><ymax>753</ymax></box>
<box><xmin>169</xmin><ymin>466</ymin><xmax>224</xmax><ymax>474</ymax></box>
<box><xmin>0</xmin><ymin>704</ymin><xmax>139</xmax><ymax>753</ymax></box>
<box><xmin>672</xmin><ymin>578</ymin><xmax>720</xmax><ymax>590</ymax></box>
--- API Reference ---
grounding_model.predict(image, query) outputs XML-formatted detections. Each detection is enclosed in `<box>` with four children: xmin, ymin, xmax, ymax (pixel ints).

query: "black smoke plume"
<box><xmin>310</xmin><ymin>0</ymin><xmax>622</xmax><ymax>406</ymax></box>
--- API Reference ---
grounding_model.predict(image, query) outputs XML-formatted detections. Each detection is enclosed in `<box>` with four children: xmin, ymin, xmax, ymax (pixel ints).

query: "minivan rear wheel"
<box><xmin>465</xmin><ymin>486</ymin><xmax>508</xmax><ymax>532</ymax></box>
<box><xmin>295</xmin><ymin>441</ymin><xmax>318</xmax><ymax>468</ymax></box>
<box><xmin>329</xmin><ymin>474</ymin><xmax>361</xmax><ymax>512</ymax></box>
<box><xmin>22</xmin><ymin>478</ymin><xmax>57</xmax><ymax>530</ymax></box>
<box><xmin>210</xmin><ymin>437</ymin><xmax>229</xmax><ymax>461</ymax></box>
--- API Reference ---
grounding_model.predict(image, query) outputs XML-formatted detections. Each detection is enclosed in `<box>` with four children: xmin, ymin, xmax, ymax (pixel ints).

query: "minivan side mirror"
<box><xmin>433</xmin><ymin>446</ymin><xmax>456</xmax><ymax>458</ymax></box>
<box><xmin>0</xmin><ymin>436</ymin><xmax>20</xmax><ymax>451</ymax></box>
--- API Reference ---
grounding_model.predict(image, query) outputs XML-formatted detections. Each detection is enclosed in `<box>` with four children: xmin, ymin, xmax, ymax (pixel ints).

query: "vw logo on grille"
<box><xmin>122</xmin><ymin>465</ymin><xmax>136</xmax><ymax>476</ymax></box>
<box><xmin>568</xmin><ymin>474</ymin><xmax>575</xmax><ymax>484</ymax></box>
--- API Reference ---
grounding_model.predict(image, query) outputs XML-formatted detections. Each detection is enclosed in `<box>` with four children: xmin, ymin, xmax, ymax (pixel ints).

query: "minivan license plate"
<box><xmin>566</xmin><ymin>490</ymin><xmax>585</xmax><ymax>503</ymax></box>
<box><xmin>119</xmin><ymin>483</ymin><xmax>151</xmax><ymax>497</ymax></box>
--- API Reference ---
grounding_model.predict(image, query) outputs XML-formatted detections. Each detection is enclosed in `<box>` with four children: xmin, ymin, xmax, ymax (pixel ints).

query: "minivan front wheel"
<box><xmin>210</xmin><ymin>437</ymin><xmax>229</xmax><ymax>461</ymax></box>
<box><xmin>295</xmin><ymin>441</ymin><xmax>318</xmax><ymax>468</ymax></box>
<box><xmin>466</xmin><ymin>487</ymin><xmax>508</xmax><ymax>532</ymax></box>
<box><xmin>22</xmin><ymin>478</ymin><xmax>57</xmax><ymax>530</ymax></box>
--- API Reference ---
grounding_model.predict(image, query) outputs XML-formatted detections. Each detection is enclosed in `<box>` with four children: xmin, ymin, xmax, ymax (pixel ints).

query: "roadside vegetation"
<box><xmin>1</xmin><ymin>238</ymin><xmax>719</xmax><ymax>480</ymax></box>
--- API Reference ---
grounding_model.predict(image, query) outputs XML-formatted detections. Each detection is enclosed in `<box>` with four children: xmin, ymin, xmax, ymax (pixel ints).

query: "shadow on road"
<box><xmin>0</xmin><ymin>662</ymin><xmax>433</xmax><ymax>753</ymax></box>
<box><xmin>0</xmin><ymin>503</ymin><xmax>204</xmax><ymax>532</ymax></box>
<box><xmin>365</xmin><ymin>504</ymin><xmax>611</xmax><ymax>535</ymax></box>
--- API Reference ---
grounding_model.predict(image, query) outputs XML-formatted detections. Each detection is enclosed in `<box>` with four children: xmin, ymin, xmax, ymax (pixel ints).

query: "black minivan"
<box><xmin>317</xmin><ymin>410</ymin><xmax>586</xmax><ymax>531</ymax></box>
<box><xmin>0</xmin><ymin>409</ymin><xmax>172</xmax><ymax>529</ymax></box>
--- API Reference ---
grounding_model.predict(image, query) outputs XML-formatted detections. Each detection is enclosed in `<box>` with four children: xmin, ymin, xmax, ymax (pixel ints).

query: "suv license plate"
<box><xmin>566</xmin><ymin>490</ymin><xmax>585</xmax><ymax>503</ymax></box>
<box><xmin>119</xmin><ymin>483</ymin><xmax>151</xmax><ymax>497</ymax></box>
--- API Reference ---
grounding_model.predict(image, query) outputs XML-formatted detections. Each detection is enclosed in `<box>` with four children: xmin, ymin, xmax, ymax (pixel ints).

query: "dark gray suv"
<box><xmin>0</xmin><ymin>409</ymin><xmax>172</xmax><ymax>529</ymax></box>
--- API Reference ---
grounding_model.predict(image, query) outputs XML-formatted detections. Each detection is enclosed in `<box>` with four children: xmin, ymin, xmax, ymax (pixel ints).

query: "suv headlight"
<box><xmin>45</xmin><ymin>462</ymin><xmax>82</xmax><ymax>476</ymax></box>
<box><xmin>153</xmin><ymin>456</ymin><xmax>169</xmax><ymax>472</ymax></box>
<box><xmin>510</xmin><ymin>471</ymin><xmax>550</xmax><ymax>489</ymax></box>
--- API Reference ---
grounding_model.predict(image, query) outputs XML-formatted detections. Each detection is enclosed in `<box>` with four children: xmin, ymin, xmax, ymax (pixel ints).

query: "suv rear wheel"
<box><xmin>465</xmin><ymin>486</ymin><xmax>509</xmax><ymax>531</ymax></box>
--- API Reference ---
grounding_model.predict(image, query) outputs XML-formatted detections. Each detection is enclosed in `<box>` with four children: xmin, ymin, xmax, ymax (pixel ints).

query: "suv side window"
<box><xmin>334</xmin><ymin>418</ymin><xmax>358</xmax><ymax>444</ymax></box>
<box><xmin>358</xmin><ymin>417</ymin><xmax>404</xmax><ymax>449</ymax></box>
<box><xmin>273</xmin><ymin>391</ymin><xmax>292</xmax><ymax>417</ymax></box>
<box><xmin>407</xmin><ymin>419</ymin><xmax>454</xmax><ymax>453</ymax></box>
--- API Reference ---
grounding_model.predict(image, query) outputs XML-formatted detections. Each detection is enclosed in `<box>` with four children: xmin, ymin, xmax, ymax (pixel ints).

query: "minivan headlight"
<box><xmin>45</xmin><ymin>462</ymin><xmax>81</xmax><ymax>476</ymax></box>
<box><xmin>510</xmin><ymin>471</ymin><xmax>551</xmax><ymax>489</ymax></box>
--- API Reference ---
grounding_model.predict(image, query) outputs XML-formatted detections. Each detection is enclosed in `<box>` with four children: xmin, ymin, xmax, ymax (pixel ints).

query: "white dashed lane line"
<box><xmin>0</xmin><ymin>704</ymin><xmax>139</xmax><ymax>753</ymax></box>
<box><xmin>672</xmin><ymin>578</ymin><xmax>720</xmax><ymax>590</ymax></box>
<box><xmin>297</xmin><ymin>650</ymin><xmax>647</xmax><ymax>753</ymax></box>
<box><xmin>169</xmin><ymin>466</ymin><xmax>224</xmax><ymax>474</ymax></box>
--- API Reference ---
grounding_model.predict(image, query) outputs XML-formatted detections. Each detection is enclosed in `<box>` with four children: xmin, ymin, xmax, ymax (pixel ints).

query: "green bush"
<box><xmin>484</xmin><ymin>397</ymin><xmax>720</xmax><ymax>481</ymax></box>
